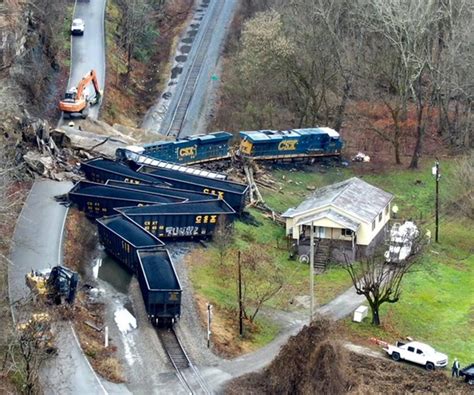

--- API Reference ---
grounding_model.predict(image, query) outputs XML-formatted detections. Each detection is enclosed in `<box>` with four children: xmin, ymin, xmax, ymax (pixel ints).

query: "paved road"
<box><xmin>10</xmin><ymin>1</ymin><xmax>110</xmax><ymax>391</ymax></box>
<box><xmin>9</xmin><ymin>181</ymin><xmax>125</xmax><ymax>394</ymax></box>
<box><xmin>60</xmin><ymin>0</ymin><xmax>106</xmax><ymax>124</ymax></box>
<box><xmin>9</xmin><ymin>181</ymin><xmax>72</xmax><ymax>307</ymax></box>
<box><xmin>202</xmin><ymin>290</ymin><xmax>366</xmax><ymax>391</ymax></box>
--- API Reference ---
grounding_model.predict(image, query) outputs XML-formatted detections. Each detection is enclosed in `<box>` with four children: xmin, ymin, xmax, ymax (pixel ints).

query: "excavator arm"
<box><xmin>59</xmin><ymin>69</ymin><xmax>101</xmax><ymax>118</ymax></box>
<box><xmin>76</xmin><ymin>70</ymin><xmax>101</xmax><ymax>102</ymax></box>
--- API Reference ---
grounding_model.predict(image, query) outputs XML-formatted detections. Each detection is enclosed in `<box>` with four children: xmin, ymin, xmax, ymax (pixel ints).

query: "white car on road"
<box><xmin>384</xmin><ymin>341</ymin><xmax>448</xmax><ymax>370</ymax></box>
<box><xmin>71</xmin><ymin>18</ymin><xmax>85</xmax><ymax>36</ymax></box>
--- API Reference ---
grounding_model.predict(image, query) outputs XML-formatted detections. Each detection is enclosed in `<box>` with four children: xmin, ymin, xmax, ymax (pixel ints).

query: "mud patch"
<box><xmin>171</xmin><ymin>67</ymin><xmax>183</xmax><ymax>79</ymax></box>
<box><xmin>179</xmin><ymin>45</ymin><xmax>192</xmax><ymax>54</ymax></box>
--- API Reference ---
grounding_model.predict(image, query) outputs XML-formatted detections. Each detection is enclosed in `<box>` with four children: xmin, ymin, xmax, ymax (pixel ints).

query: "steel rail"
<box><xmin>157</xmin><ymin>328</ymin><xmax>211</xmax><ymax>394</ymax></box>
<box><xmin>162</xmin><ymin>0</ymin><xmax>225</xmax><ymax>138</ymax></box>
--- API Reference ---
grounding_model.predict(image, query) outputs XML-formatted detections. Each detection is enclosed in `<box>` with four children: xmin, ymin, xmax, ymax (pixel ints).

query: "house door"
<box><xmin>317</xmin><ymin>226</ymin><xmax>325</xmax><ymax>238</ymax></box>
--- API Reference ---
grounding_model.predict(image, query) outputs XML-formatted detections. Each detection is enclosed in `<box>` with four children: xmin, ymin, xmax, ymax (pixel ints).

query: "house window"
<box><xmin>385</xmin><ymin>204</ymin><xmax>389</xmax><ymax>215</ymax></box>
<box><xmin>341</xmin><ymin>229</ymin><xmax>352</xmax><ymax>237</ymax></box>
<box><xmin>372</xmin><ymin>220</ymin><xmax>376</xmax><ymax>230</ymax></box>
<box><xmin>379</xmin><ymin>213</ymin><xmax>382</xmax><ymax>222</ymax></box>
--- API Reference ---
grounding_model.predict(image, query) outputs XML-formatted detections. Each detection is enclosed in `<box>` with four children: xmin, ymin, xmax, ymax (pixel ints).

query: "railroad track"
<box><xmin>157</xmin><ymin>328</ymin><xmax>211</xmax><ymax>394</ymax></box>
<box><xmin>161</xmin><ymin>0</ymin><xmax>225</xmax><ymax>138</ymax></box>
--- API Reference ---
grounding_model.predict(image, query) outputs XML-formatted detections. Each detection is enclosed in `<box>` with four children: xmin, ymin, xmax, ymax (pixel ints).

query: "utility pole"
<box><xmin>206</xmin><ymin>303</ymin><xmax>212</xmax><ymax>348</ymax></box>
<box><xmin>238</xmin><ymin>251</ymin><xmax>243</xmax><ymax>336</ymax></box>
<box><xmin>432</xmin><ymin>160</ymin><xmax>440</xmax><ymax>243</ymax></box>
<box><xmin>309</xmin><ymin>221</ymin><xmax>314</xmax><ymax>323</ymax></box>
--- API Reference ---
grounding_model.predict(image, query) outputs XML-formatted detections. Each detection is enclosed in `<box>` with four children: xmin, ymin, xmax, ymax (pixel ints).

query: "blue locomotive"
<box><xmin>116</xmin><ymin>127</ymin><xmax>343</xmax><ymax>165</ymax></box>
<box><xmin>239</xmin><ymin>127</ymin><xmax>343</xmax><ymax>160</ymax></box>
<box><xmin>140</xmin><ymin>132</ymin><xmax>232</xmax><ymax>165</ymax></box>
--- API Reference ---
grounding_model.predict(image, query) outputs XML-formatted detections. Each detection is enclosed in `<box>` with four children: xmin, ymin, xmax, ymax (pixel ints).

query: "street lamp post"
<box><xmin>432</xmin><ymin>160</ymin><xmax>440</xmax><ymax>243</ymax></box>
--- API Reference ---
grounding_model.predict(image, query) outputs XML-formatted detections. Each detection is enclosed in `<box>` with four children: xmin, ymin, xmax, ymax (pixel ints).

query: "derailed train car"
<box><xmin>136</xmin><ymin>249</ymin><xmax>182</xmax><ymax>326</ymax></box>
<box><xmin>68</xmin><ymin>181</ymin><xmax>184</xmax><ymax>218</ymax></box>
<box><xmin>118</xmin><ymin>200</ymin><xmax>236</xmax><ymax>239</ymax></box>
<box><xmin>239</xmin><ymin>127</ymin><xmax>343</xmax><ymax>160</ymax></box>
<box><xmin>81</xmin><ymin>157</ymin><xmax>168</xmax><ymax>185</ymax></box>
<box><xmin>96</xmin><ymin>215</ymin><xmax>164</xmax><ymax>272</ymax></box>
<box><xmin>138</xmin><ymin>166</ymin><xmax>249</xmax><ymax>213</ymax></box>
<box><xmin>105</xmin><ymin>180</ymin><xmax>218</xmax><ymax>202</ymax></box>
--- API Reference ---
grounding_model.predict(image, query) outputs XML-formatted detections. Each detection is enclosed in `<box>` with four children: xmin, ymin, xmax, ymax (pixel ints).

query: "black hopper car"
<box><xmin>81</xmin><ymin>157</ymin><xmax>168</xmax><ymax>185</ymax></box>
<box><xmin>63</xmin><ymin>155</ymin><xmax>248</xmax><ymax>327</ymax></box>
<box><xmin>68</xmin><ymin>181</ymin><xmax>185</xmax><ymax>218</ymax></box>
<box><xmin>138</xmin><ymin>165</ymin><xmax>249</xmax><ymax>213</ymax></box>
<box><xmin>136</xmin><ymin>249</ymin><xmax>182</xmax><ymax>326</ymax></box>
<box><xmin>105</xmin><ymin>180</ymin><xmax>218</xmax><ymax>202</ymax></box>
<box><xmin>118</xmin><ymin>200</ymin><xmax>236</xmax><ymax>239</ymax></box>
<box><xmin>97</xmin><ymin>215</ymin><xmax>164</xmax><ymax>273</ymax></box>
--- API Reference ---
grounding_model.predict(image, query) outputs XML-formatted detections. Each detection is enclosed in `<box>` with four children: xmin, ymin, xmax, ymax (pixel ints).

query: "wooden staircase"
<box><xmin>313</xmin><ymin>239</ymin><xmax>331</xmax><ymax>272</ymax></box>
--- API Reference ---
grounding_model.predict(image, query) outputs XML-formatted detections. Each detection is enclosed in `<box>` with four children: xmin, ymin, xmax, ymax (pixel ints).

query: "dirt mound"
<box><xmin>229</xmin><ymin>318</ymin><xmax>355</xmax><ymax>395</ymax></box>
<box><xmin>226</xmin><ymin>317</ymin><xmax>470</xmax><ymax>395</ymax></box>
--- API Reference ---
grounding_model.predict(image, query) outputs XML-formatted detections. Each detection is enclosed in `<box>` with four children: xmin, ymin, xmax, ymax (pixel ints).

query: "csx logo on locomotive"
<box><xmin>178</xmin><ymin>146</ymin><xmax>197</xmax><ymax>158</ymax></box>
<box><xmin>278</xmin><ymin>140</ymin><xmax>298</xmax><ymax>151</ymax></box>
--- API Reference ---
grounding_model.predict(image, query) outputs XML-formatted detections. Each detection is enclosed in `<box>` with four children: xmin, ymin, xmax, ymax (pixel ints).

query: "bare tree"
<box><xmin>118</xmin><ymin>0</ymin><xmax>159</xmax><ymax>75</ymax></box>
<box><xmin>359</xmin><ymin>0</ymin><xmax>442</xmax><ymax>167</ymax></box>
<box><xmin>4</xmin><ymin>311</ymin><xmax>56</xmax><ymax>394</ymax></box>
<box><xmin>240</xmin><ymin>249</ymin><xmax>284</xmax><ymax>323</ymax></box>
<box><xmin>432</xmin><ymin>0</ymin><xmax>474</xmax><ymax>151</ymax></box>
<box><xmin>345</xmin><ymin>235</ymin><xmax>425</xmax><ymax>326</ymax></box>
<box><xmin>213</xmin><ymin>216</ymin><xmax>233</xmax><ymax>265</ymax></box>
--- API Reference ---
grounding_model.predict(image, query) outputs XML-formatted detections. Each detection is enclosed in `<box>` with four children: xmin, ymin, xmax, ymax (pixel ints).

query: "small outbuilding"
<box><xmin>282</xmin><ymin>177</ymin><xmax>393</xmax><ymax>267</ymax></box>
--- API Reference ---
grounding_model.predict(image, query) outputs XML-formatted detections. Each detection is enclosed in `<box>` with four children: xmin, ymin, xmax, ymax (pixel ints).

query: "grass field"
<box><xmin>267</xmin><ymin>159</ymin><xmax>473</xmax><ymax>364</ymax></box>
<box><xmin>189</xmin><ymin>157</ymin><xmax>472</xmax><ymax>358</ymax></box>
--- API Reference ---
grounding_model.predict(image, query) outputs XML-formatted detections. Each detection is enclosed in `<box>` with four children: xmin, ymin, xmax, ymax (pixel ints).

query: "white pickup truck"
<box><xmin>384</xmin><ymin>341</ymin><xmax>448</xmax><ymax>370</ymax></box>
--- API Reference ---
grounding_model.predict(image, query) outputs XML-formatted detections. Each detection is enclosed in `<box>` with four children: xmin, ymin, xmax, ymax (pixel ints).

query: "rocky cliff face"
<box><xmin>0</xmin><ymin>1</ymin><xmax>28</xmax><ymax>72</ymax></box>
<box><xmin>1</xmin><ymin>0</ymin><xmax>68</xmax><ymax>137</ymax></box>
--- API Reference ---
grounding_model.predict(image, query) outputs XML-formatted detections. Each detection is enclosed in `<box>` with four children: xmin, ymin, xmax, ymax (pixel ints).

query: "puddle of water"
<box><xmin>182</xmin><ymin>37</ymin><xmax>194</xmax><ymax>44</ymax></box>
<box><xmin>98</xmin><ymin>255</ymin><xmax>132</xmax><ymax>294</ymax></box>
<box><xmin>180</xmin><ymin>45</ymin><xmax>191</xmax><ymax>54</ymax></box>
<box><xmin>188</xmin><ymin>30</ymin><xmax>198</xmax><ymax>38</ymax></box>
<box><xmin>175</xmin><ymin>55</ymin><xmax>187</xmax><ymax>62</ymax></box>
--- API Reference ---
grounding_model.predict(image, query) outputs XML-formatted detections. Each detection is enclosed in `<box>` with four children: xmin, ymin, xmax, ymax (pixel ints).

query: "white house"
<box><xmin>282</xmin><ymin>177</ymin><xmax>393</xmax><ymax>265</ymax></box>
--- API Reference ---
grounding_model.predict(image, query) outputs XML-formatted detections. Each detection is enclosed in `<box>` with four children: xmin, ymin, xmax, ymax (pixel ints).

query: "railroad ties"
<box><xmin>158</xmin><ymin>328</ymin><xmax>211</xmax><ymax>394</ymax></box>
<box><xmin>161</xmin><ymin>0</ymin><xmax>225</xmax><ymax>138</ymax></box>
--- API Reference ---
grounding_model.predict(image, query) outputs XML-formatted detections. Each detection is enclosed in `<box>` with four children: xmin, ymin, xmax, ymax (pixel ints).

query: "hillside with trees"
<box><xmin>212</xmin><ymin>0</ymin><xmax>473</xmax><ymax>166</ymax></box>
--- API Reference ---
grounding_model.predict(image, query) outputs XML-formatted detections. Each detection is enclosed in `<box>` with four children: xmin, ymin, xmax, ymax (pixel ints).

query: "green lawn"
<box><xmin>263</xmin><ymin>159</ymin><xmax>472</xmax><ymax>365</ymax></box>
<box><xmin>190</xmin><ymin>158</ymin><xmax>472</xmax><ymax>357</ymax></box>
<box><xmin>345</xmin><ymin>221</ymin><xmax>473</xmax><ymax>365</ymax></box>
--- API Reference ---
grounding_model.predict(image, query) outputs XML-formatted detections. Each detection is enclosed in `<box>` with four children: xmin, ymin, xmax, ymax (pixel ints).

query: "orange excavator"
<box><xmin>59</xmin><ymin>69</ymin><xmax>102</xmax><ymax>119</ymax></box>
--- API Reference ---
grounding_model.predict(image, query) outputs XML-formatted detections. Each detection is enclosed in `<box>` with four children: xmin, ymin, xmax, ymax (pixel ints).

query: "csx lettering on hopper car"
<box><xmin>116</xmin><ymin>127</ymin><xmax>343</xmax><ymax>165</ymax></box>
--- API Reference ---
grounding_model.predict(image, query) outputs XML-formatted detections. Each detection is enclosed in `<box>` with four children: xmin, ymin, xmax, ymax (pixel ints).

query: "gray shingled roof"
<box><xmin>282</xmin><ymin>177</ymin><xmax>393</xmax><ymax>223</ymax></box>
<box><xmin>295</xmin><ymin>209</ymin><xmax>360</xmax><ymax>231</ymax></box>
